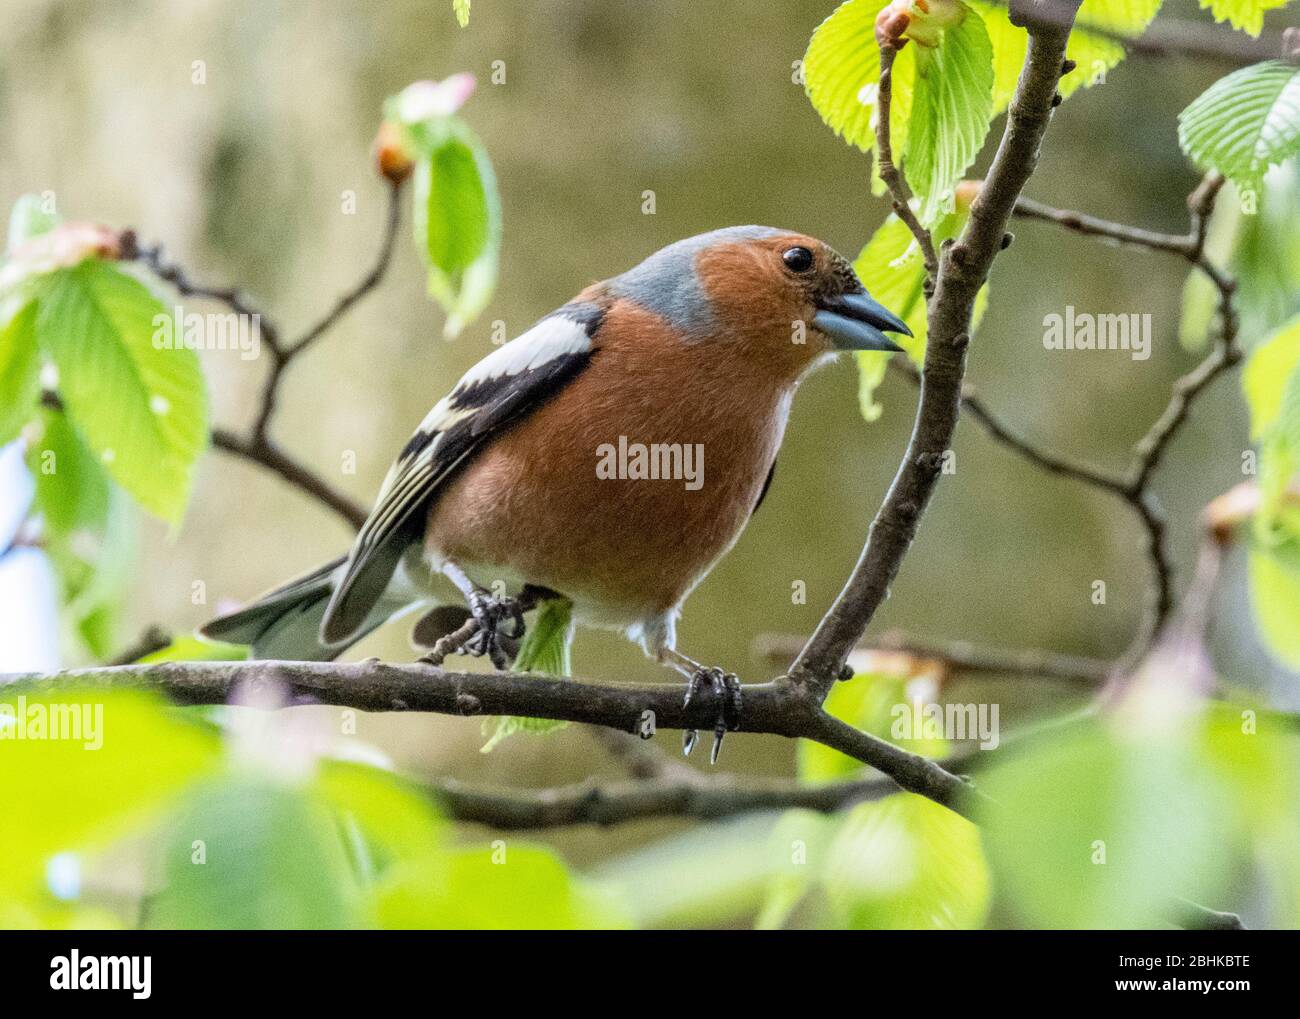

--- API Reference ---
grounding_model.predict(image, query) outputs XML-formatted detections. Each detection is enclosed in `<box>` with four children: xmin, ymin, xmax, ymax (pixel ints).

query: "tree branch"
<box><xmin>1</xmin><ymin>658</ymin><xmax>977</xmax><ymax>806</ymax></box>
<box><xmin>430</xmin><ymin>770</ymin><xmax>895</xmax><ymax>830</ymax></box>
<box><xmin>787</xmin><ymin>6</ymin><xmax>1083</xmax><ymax>701</ymax></box>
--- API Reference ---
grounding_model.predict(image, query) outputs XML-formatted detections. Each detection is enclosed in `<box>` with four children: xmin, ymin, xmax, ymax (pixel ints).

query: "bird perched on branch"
<box><xmin>202</xmin><ymin>226</ymin><xmax>909</xmax><ymax>760</ymax></box>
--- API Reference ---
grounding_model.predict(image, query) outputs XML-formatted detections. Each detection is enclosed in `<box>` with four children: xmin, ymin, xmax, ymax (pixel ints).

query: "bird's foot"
<box><xmin>682</xmin><ymin>666</ymin><xmax>742</xmax><ymax>764</ymax></box>
<box><xmin>464</xmin><ymin>589</ymin><xmax>526</xmax><ymax>669</ymax></box>
<box><xmin>417</xmin><ymin>591</ymin><xmax>525</xmax><ymax>670</ymax></box>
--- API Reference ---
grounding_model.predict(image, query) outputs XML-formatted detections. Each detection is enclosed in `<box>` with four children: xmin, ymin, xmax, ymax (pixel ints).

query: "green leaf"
<box><xmin>1243</xmin><ymin>313</ymin><xmax>1300</xmax><ymax>439</ymax></box>
<box><xmin>147</xmin><ymin>778</ymin><xmax>358</xmax><ymax>929</ymax></box>
<box><xmin>0</xmin><ymin>300</ymin><xmax>41</xmax><ymax>445</ymax></box>
<box><xmin>418</xmin><ymin>138</ymin><xmax>489</xmax><ymax>273</ymax></box>
<box><xmin>481</xmin><ymin>598</ymin><xmax>574</xmax><ymax>751</ymax></box>
<box><xmin>1242</xmin><ymin>321</ymin><xmax>1300</xmax><ymax>667</ymax></box>
<box><xmin>1279</xmin><ymin>358</ymin><xmax>1300</xmax><ymax>453</ymax></box>
<box><xmin>1202</xmin><ymin>705</ymin><xmax>1300</xmax><ymax>924</ymax></box>
<box><xmin>822</xmin><ymin>795</ymin><xmax>990</xmax><ymax>928</ymax></box>
<box><xmin>31</xmin><ymin>261</ymin><xmax>208</xmax><ymax>525</ymax></box>
<box><xmin>975</xmin><ymin>711</ymin><xmax>1238</xmax><ymax>928</ymax></box>
<box><xmin>410</xmin><ymin>125</ymin><xmax>501</xmax><ymax>338</ymax></box>
<box><xmin>316</xmin><ymin>760</ymin><xmax>447</xmax><ymax>868</ymax></box>
<box><xmin>1248</xmin><ymin>541</ymin><xmax>1300</xmax><ymax>669</ymax></box>
<box><xmin>852</xmin><ymin>203</ymin><xmax>986</xmax><ymax>420</ymax></box>
<box><xmin>0</xmin><ymin>689</ymin><xmax>220</xmax><ymax>899</ymax></box>
<box><xmin>6</xmin><ymin>193</ymin><xmax>60</xmax><ymax>253</ymax></box>
<box><xmin>373</xmin><ymin>844</ymin><xmax>629</xmax><ymax>929</ymax></box>
<box><xmin>756</xmin><ymin>797</ymin><xmax>990</xmax><ymax>930</ymax></box>
<box><xmin>53</xmin><ymin>488</ymin><xmax>137</xmax><ymax>659</ymax></box>
<box><xmin>805</xmin><ymin>0</ymin><xmax>902</xmax><ymax>153</ymax></box>
<box><xmin>27</xmin><ymin>407</ymin><xmax>111</xmax><ymax>535</ymax></box>
<box><xmin>972</xmin><ymin>0</ymin><xmax>1034</xmax><ymax>116</ymax></box>
<box><xmin>27</xmin><ymin>408</ymin><xmax>138</xmax><ymax>659</ymax></box>
<box><xmin>901</xmin><ymin>5</ymin><xmax>995</xmax><ymax>226</ymax></box>
<box><xmin>853</xmin><ymin>215</ymin><xmax>931</xmax><ymax>422</ymax></box>
<box><xmin>514</xmin><ymin>596</ymin><xmax>574</xmax><ymax>675</ymax></box>
<box><xmin>1198</xmin><ymin>0</ymin><xmax>1291</xmax><ymax>36</ymax></box>
<box><xmin>1075</xmin><ymin>0</ymin><xmax>1167</xmax><ymax>42</ymax></box>
<box><xmin>804</xmin><ymin>0</ymin><xmax>918</xmax><ymax>193</ymax></box>
<box><xmin>755</xmin><ymin>808</ymin><xmax>840</xmax><ymax>929</ymax></box>
<box><xmin>1179</xmin><ymin>61</ymin><xmax>1300</xmax><ymax>197</ymax></box>
<box><xmin>593</xmin><ymin>814</ymin><xmax>779</xmax><ymax>927</ymax></box>
<box><xmin>1229</xmin><ymin>165</ymin><xmax>1300</xmax><ymax>342</ymax></box>
<box><xmin>453</xmin><ymin>0</ymin><xmax>470</xmax><ymax>27</ymax></box>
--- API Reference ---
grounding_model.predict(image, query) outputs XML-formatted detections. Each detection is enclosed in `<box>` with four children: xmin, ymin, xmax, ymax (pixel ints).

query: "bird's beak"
<box><xmin>813</xmin><ymin>291</ymin><xmax>912</xmax><ymax>352</ymax></box>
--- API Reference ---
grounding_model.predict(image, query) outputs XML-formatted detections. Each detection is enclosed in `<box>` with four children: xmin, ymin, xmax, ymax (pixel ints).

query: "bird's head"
<box><xmin>607</xmin><ymin>225</ymin><xmax>911</xmax><ymax>380</ymax></box>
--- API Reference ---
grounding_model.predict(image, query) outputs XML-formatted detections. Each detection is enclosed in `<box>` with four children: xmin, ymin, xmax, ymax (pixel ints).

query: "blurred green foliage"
<box><xmin>2</xmin><ymin>689</ymin><xmax>626</xmax><ymax>929</ymax></box>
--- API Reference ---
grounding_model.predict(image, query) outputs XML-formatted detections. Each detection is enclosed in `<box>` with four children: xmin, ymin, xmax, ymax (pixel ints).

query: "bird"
<box><xmin>202</xmin><ymin>225</ymin><xmax>910</xmax><ymax>761</ymax></box>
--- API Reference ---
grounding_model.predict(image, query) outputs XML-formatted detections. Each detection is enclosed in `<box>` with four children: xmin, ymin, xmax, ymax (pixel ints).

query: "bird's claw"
<box><xmin>464</xmin><ymin>590</ymin><xmax>525</xmax><ymax>668</ymax></box>
<box><xmin>420</xmin><ymin>591</ymin><xmax>525</xmax><ymax>670</ymax></box>
<box><xmin>681</xmin><ymin>666</ymin><xmax>742</xmax><ymax>764</ymax></box>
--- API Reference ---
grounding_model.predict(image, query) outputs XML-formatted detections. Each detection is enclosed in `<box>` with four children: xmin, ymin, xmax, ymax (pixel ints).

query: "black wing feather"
<box><xmin>319</xmin><ymin>319</ymin><xmax>598</xmax><ymax>646</ymax></box>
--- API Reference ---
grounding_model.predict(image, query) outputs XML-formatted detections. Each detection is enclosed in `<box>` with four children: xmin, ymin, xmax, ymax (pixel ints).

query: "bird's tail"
<box><xmin>201</xmin><ymin>555</ymin><xmax>419</xmax><ymax>661</ymax></box>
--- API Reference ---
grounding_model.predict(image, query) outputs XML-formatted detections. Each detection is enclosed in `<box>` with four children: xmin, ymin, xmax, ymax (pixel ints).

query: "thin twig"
<box><xmin>875</xmin><ymin>45</ymin><xmax>939</xmax><ymax>280</ymax></box>
<box><xmin>131</xmin><ymin>180</ymin><xmax>405</xmax><ymax>530</ymax></box>
<box><xmin>888</xmin><ymin>358</ymin><xmax>1132</xmax><ymax>495</ymax></box>
<box><xmin>1011</xmin><ymin>196</ymin><xmax>1198</xmax><ymax>257</ymax></box>
<box><xmin>105</xmin><ymin>625</ymin><xmax>172</xmax><ymax>666</ymax></box>
<box><xmin>284</xmin><ymin>180</ymin><xmax>403</xmax><ymax>360</ymax></box>
<box><xmin>249</xmin><ymin>181</ymin><xmax>404</xmax><ymax>441</ymax></box>
<box><xmin>1008</xmin><ymin>173</ymin><xmax>1239</xmax><ymax>659</ymax></box>
<box><xmin>130</xmin><ymin>238</ymin><xmax>285</xmax><ymax>357</ymax></box>
<box><xmin>755</xmin><ymin>631</ymin><xmax>1108</xmax><ymax>685</ymax></box>
<box><xmin>211</xmin><ymin>428</ymin><xmax>367</xmax><ymax>529</ymax></box>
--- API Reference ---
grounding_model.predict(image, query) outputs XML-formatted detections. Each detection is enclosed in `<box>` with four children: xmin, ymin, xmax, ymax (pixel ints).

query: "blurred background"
<box><xmin>2</xmin><ymin>0</ymin><xmax>1297</xmax><ymax>927</ymax></box>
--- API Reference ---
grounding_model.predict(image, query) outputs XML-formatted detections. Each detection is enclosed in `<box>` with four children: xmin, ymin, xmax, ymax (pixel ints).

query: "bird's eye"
<box><xmin>782</xmin><ymin>246</ymin><xmax>814</xmax><ymax>273</ymax></box>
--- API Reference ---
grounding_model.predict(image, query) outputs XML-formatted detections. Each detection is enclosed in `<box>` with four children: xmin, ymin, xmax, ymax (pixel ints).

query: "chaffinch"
<box><xmin>203</xmin><ymin>225</ymin><xmax>910</xmax><ymax>759</ymax></box>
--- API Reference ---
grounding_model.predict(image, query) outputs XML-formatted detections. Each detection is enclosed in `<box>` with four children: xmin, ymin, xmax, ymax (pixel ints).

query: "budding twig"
<box><xmin>128</xmin><ymin>179</ymin><xmax>406</xmax><ymax>531</ymax></box>
<box><xmin>875</xmin><ymin>45</ymin><xmax>940</xmax><ymax>281</ymax></box>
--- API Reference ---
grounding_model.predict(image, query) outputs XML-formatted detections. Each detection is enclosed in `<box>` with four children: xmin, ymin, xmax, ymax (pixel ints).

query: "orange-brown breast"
<box><xmin>423</xmin><ymin>297</ymin><xmax>797</xmax><ymax>627</ymax></box>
